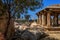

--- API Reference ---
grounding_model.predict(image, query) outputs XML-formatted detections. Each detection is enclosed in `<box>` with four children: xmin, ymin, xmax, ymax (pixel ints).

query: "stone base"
<box><xmin>45</xmin><ymin>27</ymin><xmax>60</xmax><ymax>31</ymax></box>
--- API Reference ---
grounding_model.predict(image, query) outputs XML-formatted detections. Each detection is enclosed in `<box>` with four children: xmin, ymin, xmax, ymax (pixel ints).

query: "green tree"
<box><xmin>25</xmin><ymin>14</ymin><xmax>30</xmax><ymax>22</ymax></box>
<box><xmin>0</xmin><ymin>0</ymin><xmax>43</xmax><ymax>40</ymax></box>
<box><xmin>16</xmin><ymin>13</ymin><xmax>20</xmax><ymax>19</ymax></box>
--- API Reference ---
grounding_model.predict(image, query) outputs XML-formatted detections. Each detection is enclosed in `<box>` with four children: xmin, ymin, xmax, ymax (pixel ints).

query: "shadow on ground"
<box><xmin>12</xmin><ymin>29</ymin><xmax>59</xmax><ymax>40</ymax></box>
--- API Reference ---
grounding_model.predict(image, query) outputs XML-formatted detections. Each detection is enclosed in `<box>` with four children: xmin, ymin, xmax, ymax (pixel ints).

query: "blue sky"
<box><xmin>21</xmin><ymin>0</ymin><xmax>60</xmax><ymax>20</ymax></box>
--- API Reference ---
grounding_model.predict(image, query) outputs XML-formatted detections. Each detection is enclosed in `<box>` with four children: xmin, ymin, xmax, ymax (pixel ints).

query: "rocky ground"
<box><xmin>11</xmin><ymin>27</ymin><xmax>60</xmax><ymax>40</ymax></box>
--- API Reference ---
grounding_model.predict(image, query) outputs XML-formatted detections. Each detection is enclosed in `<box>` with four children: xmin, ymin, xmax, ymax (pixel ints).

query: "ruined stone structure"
<box><xmin>36</xmin><ymin>4</ymin><xmax>60</xmax><ymax>31</ymax></box>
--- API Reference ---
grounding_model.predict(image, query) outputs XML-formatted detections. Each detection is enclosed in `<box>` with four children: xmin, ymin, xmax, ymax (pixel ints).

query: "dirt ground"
<box><xmin>46</xmin><ymin>31</ymin><xmax>60</xmax><ymax>40</ymax></box>
<box><xmin>49</xmin><ymin>34</ymin><xmax>60</xmax><ymax>40</ymax></box>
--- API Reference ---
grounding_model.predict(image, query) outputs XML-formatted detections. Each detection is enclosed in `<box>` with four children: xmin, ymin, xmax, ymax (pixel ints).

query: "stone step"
<box><xmin>45</xmin><ymin>31</ymin><xmax>60</xmax><ymax>34</ymax></box>
<box><xmin>44</xmin><ymin>27</ymin><xmax>60</xmax><ymax>31</ymax></box>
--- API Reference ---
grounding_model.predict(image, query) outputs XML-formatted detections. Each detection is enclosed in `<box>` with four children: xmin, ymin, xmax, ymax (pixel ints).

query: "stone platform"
<box><xmin>45</xmin><ymin>27</ymin><xmax>60</xmax><ymax>31</ymax></box>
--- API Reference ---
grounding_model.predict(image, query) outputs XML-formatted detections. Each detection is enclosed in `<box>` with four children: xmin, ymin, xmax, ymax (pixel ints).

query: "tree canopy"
<box><xmin>0</xmin><ymin>0</ymin><xmax>43</xmax><ymax>17</ymax></box>
<box><xmin>25</xmin><ymin>14</ymin><xmax>30</xmax><ymax>21</ymax></box>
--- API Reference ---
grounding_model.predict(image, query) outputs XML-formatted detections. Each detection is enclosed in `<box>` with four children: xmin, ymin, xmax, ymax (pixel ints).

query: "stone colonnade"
<box><xmin>54</xmin><ymin>13</ymin><xmax>58</xmax><ymax>25</ymax></box>
<box><xmin>38</xmin><ymin>12</ymin><xmax>58</xmax><ymax>27</ymax></box>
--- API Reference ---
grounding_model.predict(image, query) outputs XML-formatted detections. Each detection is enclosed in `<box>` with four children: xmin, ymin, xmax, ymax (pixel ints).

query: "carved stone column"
<box><xmin>54</xmin><ymin>13</ymin><xmax>58</xmax><ymax>26</ymax></box>
<box><xmin>42</xmin><ymin>14</ymin><xmax>46</xmax><ymax>26</ymax></box>
<box><xmin>39</xmin><ymin>14</ymin><xmax>42</xmax><ymax>25</ymax></box>
<box><xmin>47</xmin><ymin>12</ymin><xmax>51</xmax><ymax>27</ymax></box>
<box><xmin>37</xmin><ymin>16</ymin><xmax>39</xmax><ymax>24</ymax></box>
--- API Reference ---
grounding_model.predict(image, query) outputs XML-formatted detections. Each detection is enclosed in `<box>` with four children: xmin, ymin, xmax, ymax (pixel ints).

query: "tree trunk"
<box><xmin>4</xmin><ymin>4</ymin><xmax>15</xmax><ymax>40</ymax></box>
<box><xmin>4</xmin><ymin>13</ymin><xmax>15</xmax><ymax>40</ymax></box>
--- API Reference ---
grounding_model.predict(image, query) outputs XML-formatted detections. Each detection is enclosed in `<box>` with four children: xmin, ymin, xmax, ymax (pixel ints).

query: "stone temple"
<box><xmin>36</xmin><ymin>4</ymin><xmax>60</xmax><ymax>31</ymax></box>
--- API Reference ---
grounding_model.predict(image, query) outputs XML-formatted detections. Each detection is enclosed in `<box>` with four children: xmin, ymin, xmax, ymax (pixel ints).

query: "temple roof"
<box><xmin>47</xmin><ymin>4</ymin><xmax>60</xmax><ymax>8</ymax></box>
<box><xmin>36</xmin><ymin>4</ymin><xmax>60</xmax><ymax>16</ymax></box>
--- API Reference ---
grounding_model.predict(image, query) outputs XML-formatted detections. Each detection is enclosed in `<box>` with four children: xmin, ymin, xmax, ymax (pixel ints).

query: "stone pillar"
<box><xmin>42</xmin><ymin>14</ymin><xmax>46</xmax><ymax>26</ymax></box>
<box><xmin>37</xmin><ymin>16</ymin><xmax>39</xmax><ymax>24</ymax></box>
<box><xmin>39</xmin><ymin>14</ymin><xmax>42</xmax><ymax>25</ymax></box>
<box><xmin>37</xmin><ymin>15</ymin><xmax>39</xmax><ymax>24</ymax></box>
<box><xmin>54</xmin><ymin>13</ymin><xmax>58</xmax><ymax>26</ymax></box>
<box><xmin>47</xmin><ymin>12</ymin><xmax>51</xmax><ymax>27</ymax></box>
